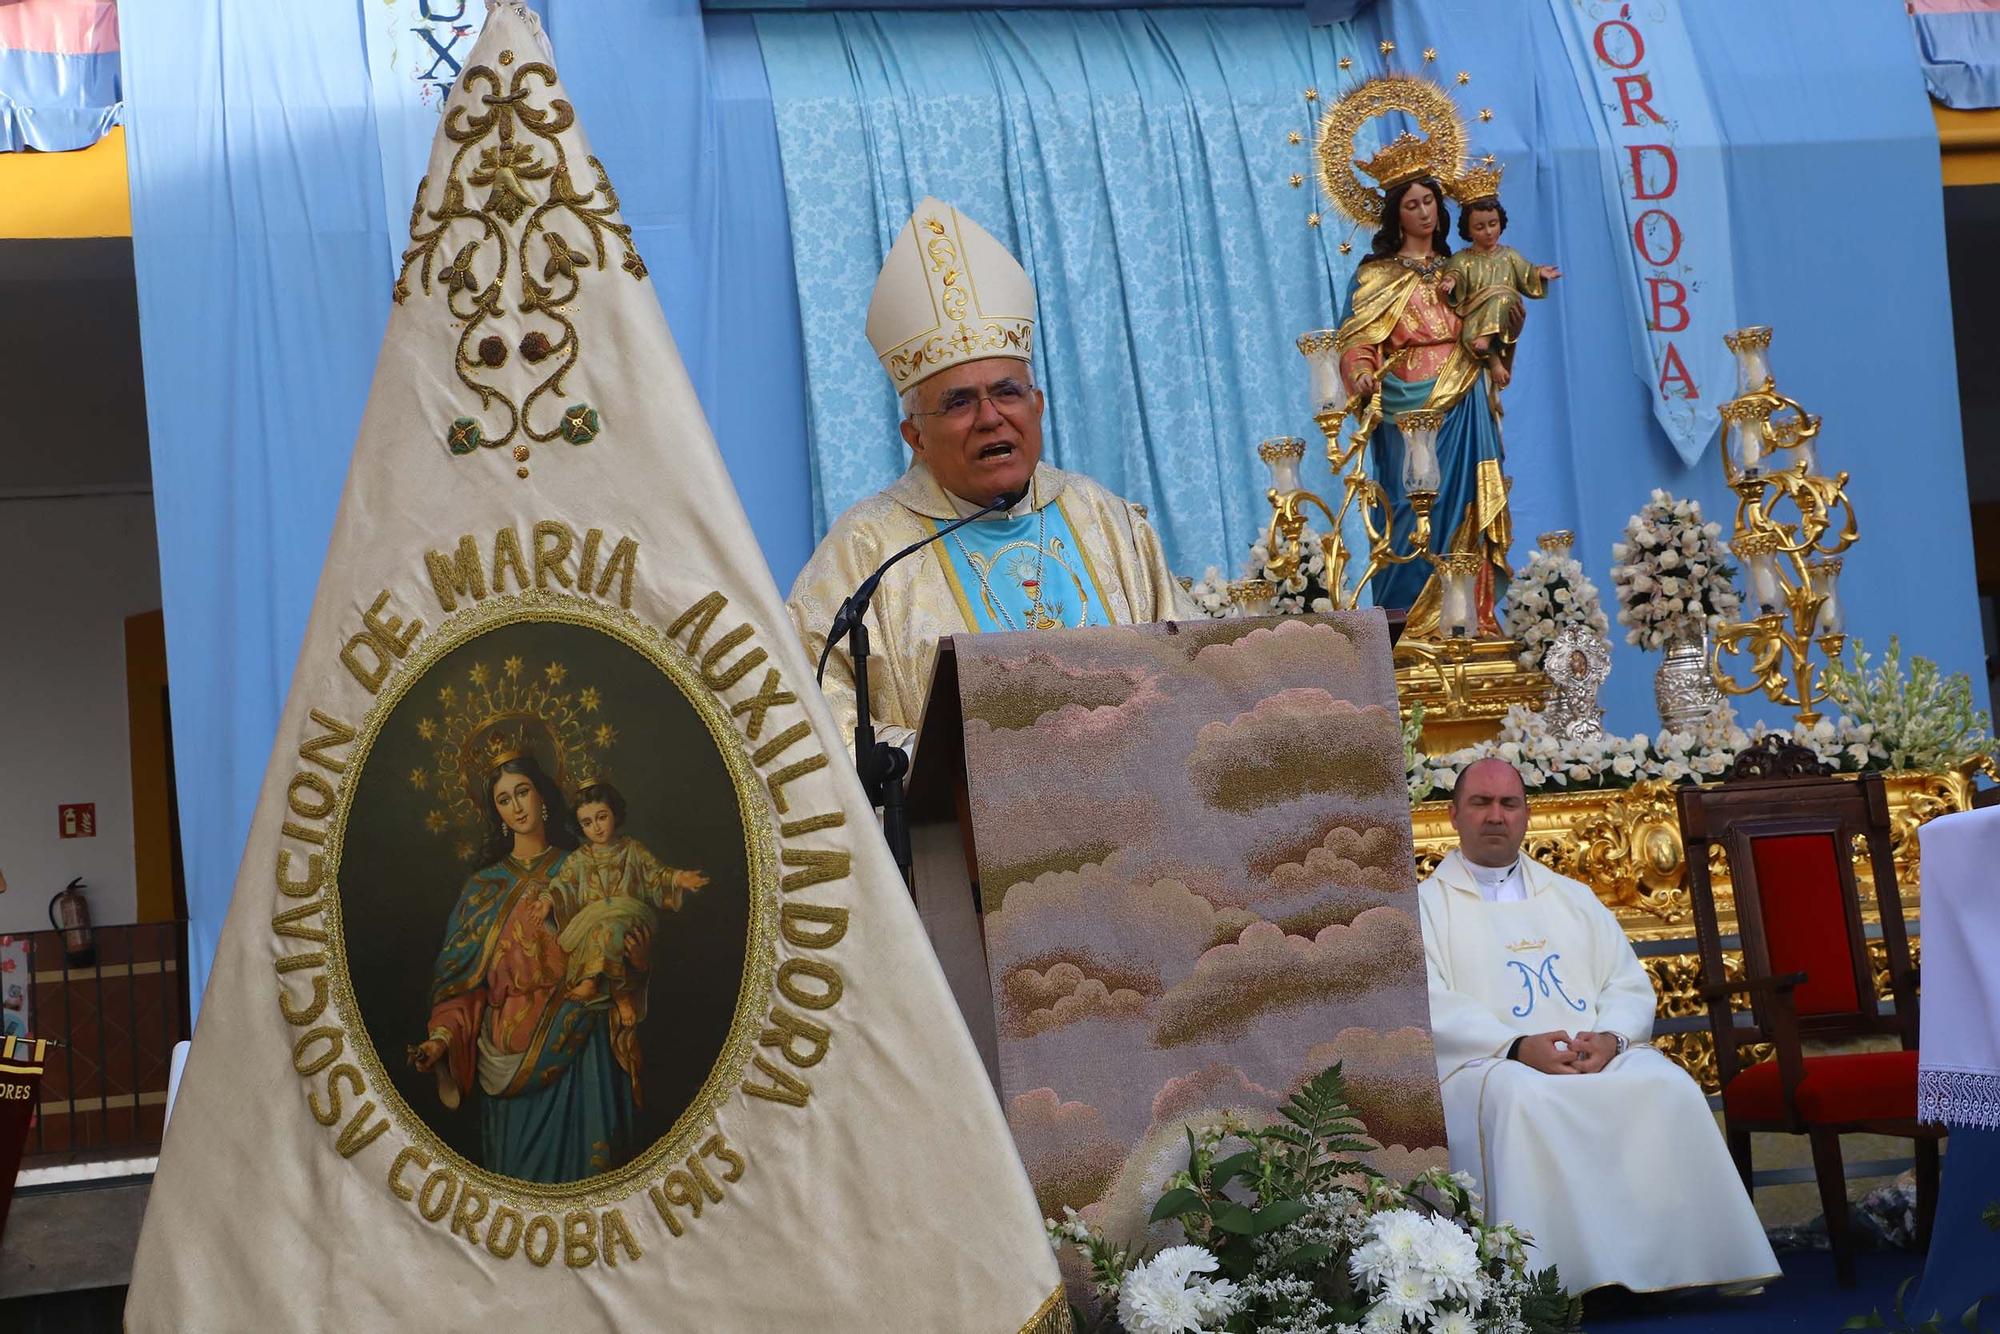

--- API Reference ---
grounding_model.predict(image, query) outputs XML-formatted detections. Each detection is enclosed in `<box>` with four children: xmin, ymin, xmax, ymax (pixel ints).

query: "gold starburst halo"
<box><xmin>1379</xmin><ymin>40</ymin><xmax>1395</xmax><ymax>55</ymax></box>
<box><xmin>1422</xmin><ymin>47</ymin><xmax>1438</xmax><ymax>62</ymax></box>
<box><xmin>1338</xmin><ymin>56</ymin><xmax>1353</xmax><ymax>70</ymax></box>
<box><xmin>416</xmin><ymin>655</ymin><xmax>611</xmax><ymax>855</ymax></box>
<box><xmin>1315</xmin><ymin>72</ymin><xmax>1470</xmax><ymax>226</ymax></box>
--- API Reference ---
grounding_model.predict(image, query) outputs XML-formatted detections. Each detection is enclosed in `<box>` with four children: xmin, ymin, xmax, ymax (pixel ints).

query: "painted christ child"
<box><xmin>1443</xmin><ymin>196</ymin><xmax>1560</xmax><ymax>391</ymax></box>
<box><xmin>535</xmin><ymin>781</ymin><xmax>707</xmax><ymax>1098</ymax></box>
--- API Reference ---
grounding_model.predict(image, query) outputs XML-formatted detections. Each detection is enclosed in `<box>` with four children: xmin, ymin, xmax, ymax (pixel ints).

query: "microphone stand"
<box><xmin>817</xmin><ymin>489</ymin><xmax>1022</xmax><ymax>887</ymax></box>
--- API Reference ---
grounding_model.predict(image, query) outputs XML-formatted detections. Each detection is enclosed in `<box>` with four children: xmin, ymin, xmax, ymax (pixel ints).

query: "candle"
<box><xmin>1396</xmin><ymin>409</ymin><xmax>1442</xmax><ymax>493</ymax></box>
<box><xmin>1258</xmin><ymin>436</ymin><xmax>1306</xmax><ymax>494</ymax></box>
<box><xmin>1297</xmin><ymin>330</ymin><xmax>1346</xmax><ymax>414</ymax></box>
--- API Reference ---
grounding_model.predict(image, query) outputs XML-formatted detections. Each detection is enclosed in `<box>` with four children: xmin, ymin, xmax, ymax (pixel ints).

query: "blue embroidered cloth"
<box><xmin>928</xmin><ymin>501</ymin><xmax>1112</xmax><ymax>634</ymax></box>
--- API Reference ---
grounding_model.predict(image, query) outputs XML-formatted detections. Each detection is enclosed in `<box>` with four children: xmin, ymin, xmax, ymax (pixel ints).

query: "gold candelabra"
<box><xmin>1261</xmin><ymin>337</ymin><xmax>1450</xmax><ymax>623</ymax></box>
<box><xmin>1709</xmin><ymin>326</ymin><xmax>1858</xmax><ymax>727</ymax></box>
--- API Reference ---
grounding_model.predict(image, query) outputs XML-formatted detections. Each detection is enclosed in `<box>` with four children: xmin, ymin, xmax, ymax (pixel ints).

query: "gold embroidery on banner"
<box><xmin>1020</xmin><ymin>1284</ymin><xmax>1077</xmax><ymax>1334</ymax></box>
<box><xmin>316</xmin><ymin>590</ymin><xmax>781</xmax><ymax>1212</ymax></box>
<box><xmin>395</xmin><ymin>61</ymin><xmax>646</xmax><ymax>467</ymax></box>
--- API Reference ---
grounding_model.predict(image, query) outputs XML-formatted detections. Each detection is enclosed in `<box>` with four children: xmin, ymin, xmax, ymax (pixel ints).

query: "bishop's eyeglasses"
<box><xmin>909</xmin><ymin>377</ymin><xmax>1037</xmax><ymax>424</ymax></box>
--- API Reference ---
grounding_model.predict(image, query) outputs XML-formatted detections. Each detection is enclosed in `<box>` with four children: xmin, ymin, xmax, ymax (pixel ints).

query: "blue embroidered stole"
<box><xmin>929</xmin><ymin>498</ymin><xmax>1113</xmax><ymax>633</ymax></box>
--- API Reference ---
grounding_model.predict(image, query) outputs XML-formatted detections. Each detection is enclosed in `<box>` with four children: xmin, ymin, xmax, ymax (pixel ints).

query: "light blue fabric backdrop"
<box><xmin>758</xmin><ymin>0</ymin><xmax>1986</xmax><ymax>747</ymax></box>
<box><xmin>756</xmin><ymin>8</ymin><xmax>1372</xmax><ymax>581</ymax></box>
<box><xmin>121</xmin><ymin>0</ymin><xmax>811</xmax><ymax>1013</ymax></box>
<box><xmin>1912</xmin><ymin>8</ymin><xmax>2000</xmax><ymax>109</ymax></box>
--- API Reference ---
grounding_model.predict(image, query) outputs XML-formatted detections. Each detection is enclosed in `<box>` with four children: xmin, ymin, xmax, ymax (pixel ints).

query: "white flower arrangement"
<box><xmin>1186</xmin><ymin>566</ymin><xmax>1236</xmax><ymax>620</ymax></box>
<box><xmin>1608</xmin><ymin>491</ymin><xmax>1739</xmax><ymax>652</ymax></box>
<box><xmin>1049</xmin><ymin>1067</ymin><xmax>1580</xmax><ymax>1334</ymax></box>
<box><xmin>1180</xmin><ymin>530</ymin><xmax>1337</xmax><ymax>620</ymax></box>
<box><xmin>1248</xmin><ymin>534</ymin><xmax>1335</xmax><ymax>616</ymax></box>
<box><xmin>1116</xmin><ymin>1245</ymin><xmax>1240</xmax><ymax>1334</ymax></box>
<box><xmin>1823</xmin><ymin>636</ymin><xmax>1993</xmax><ymax>772</ymax></box>
<box><xmin>1406</xmin><ymin>699</ymin><xmax>1887</xmax><ymax>802</ymax></box>
<box><xmin>1503</xmin><ymin>547</ymin><xmax>1610</xmax><ymax>670</ymax></box>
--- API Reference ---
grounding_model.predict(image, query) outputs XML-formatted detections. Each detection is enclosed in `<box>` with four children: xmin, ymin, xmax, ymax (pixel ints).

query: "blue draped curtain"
<box><xmin>1911</xmin><ymin>5</ymin><xmax>2000</xmax><ymax>108</ymax></box>
<box><xmin>120</xmin><ymin>0</ymin><xmax>811</xmax><ymax>1013</ymax></box>
<box><xmin>756</xmin><ymin>9</ymin><xmax>1371</xmax><ymax>576</ymax></box>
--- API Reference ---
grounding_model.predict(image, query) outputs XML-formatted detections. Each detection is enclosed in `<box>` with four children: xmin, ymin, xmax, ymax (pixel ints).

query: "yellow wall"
<box><xmin>1938</xmin><ymin>105</ymin><xmax>2000</xmax><ymax>187</ymax></box>
<box><xmin>0</xmin><ymin>127</ymin><xmax>130</xmax><ymax>238</ymax></box>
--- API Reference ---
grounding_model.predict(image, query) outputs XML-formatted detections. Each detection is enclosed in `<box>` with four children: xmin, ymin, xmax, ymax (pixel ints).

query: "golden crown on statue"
<box><xmin>1353</xmin><ymin>131</ymin><xmax>1440</xmax><ymax>191</ymax></box>
<box><xmin>1447</xmin><ymin>161</ymin><xmax>1504</xmax><ymax>204</ymax></box>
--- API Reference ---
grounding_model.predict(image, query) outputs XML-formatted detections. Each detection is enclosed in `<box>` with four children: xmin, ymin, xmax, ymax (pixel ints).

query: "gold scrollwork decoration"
<box><xmin>1541</xmin><ymin>779</ymin><xmax>1690</xmax><ymax>925</ymax></box>
<box><xmin>396</xmin><ymin>58</ymin><xmax>647</xmax><ymax>467</ymax></box>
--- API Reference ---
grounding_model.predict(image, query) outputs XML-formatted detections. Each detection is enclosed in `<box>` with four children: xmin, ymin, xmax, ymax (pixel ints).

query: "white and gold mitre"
<box><xmin>865</xmin><ymin>198</ymin><xmax>1036</xmax><ymax>393</ymax></box>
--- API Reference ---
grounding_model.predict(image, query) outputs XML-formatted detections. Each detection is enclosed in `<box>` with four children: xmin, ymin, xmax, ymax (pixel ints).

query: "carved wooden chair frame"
<box><xmin>1675</xmin><ymin>749</ymin><xmax>1938</xmax><ymax>1285</ymax></box>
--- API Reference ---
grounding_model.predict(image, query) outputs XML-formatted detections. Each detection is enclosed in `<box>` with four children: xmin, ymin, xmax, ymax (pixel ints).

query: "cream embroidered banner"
<box><xmin>126</xmin><ymin>5</ymin><xmax>1064</xmax><ymax>1328</ymax></box>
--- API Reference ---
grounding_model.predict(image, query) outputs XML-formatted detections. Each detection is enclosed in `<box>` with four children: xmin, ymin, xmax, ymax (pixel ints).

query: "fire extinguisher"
<box><xmin>49</xmin><ymin>877</ymin><xmax>96</xmax><ymax>969</ymax></box>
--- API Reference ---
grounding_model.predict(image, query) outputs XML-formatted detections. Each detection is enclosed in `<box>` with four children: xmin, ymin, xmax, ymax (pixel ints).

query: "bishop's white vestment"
<box><xmin>788</xmin><ymin>459</ymin><xmax>1192</xmax><ymax>751</ymax></box>
<box><xmin>1419</xmin><ymin>849</ymin><xmax>1780</xmax><ymax>1294</ymax></box>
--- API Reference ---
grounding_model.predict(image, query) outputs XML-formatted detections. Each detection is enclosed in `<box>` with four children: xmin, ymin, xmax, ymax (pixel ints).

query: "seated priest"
<box><xmin>788</xmin><ymin>198</ymin><xmax>1195</xmax><ymax>750</ymax></box>
<box><xmin>1419</xmin><ymin>757</ymin><xmax>1780</xmax><ymax>1295</ymax></box>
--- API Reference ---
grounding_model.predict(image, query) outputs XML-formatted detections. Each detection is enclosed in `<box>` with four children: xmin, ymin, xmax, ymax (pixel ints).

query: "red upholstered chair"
<box><xmin>1675</xmin><ymin>743</ymin><xmax>1940</xmax><ymax>1286</ymax></box>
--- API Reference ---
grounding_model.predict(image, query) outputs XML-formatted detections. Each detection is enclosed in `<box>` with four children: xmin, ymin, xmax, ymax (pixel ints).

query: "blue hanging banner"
<box><xmin>362</xmin><ymin>0</ymin><xmax>504</xmax><ymax>278</ymax></box>
<box><xmin>1549</xmin><ymin>0</ymin><xmax>1737</xmax><ymax>466</ymax></box>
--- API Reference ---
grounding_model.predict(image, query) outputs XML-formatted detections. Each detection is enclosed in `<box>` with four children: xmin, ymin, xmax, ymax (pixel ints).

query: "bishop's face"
<box><xmin>900</xmin><ymin>357</ymin><xmax>1045</xmax><ymax>508</ymax></box>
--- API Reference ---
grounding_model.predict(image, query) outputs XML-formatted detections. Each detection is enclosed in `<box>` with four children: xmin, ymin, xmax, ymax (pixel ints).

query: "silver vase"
<box><xmin>1654</xmin><ymin>630</ymin><xmax>1725</xmax><ymax>732</ymax></box>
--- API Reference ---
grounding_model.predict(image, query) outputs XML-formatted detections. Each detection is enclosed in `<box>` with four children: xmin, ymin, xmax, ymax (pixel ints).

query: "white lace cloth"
<box><xmin>1916</xmin><ymin>806</ymin><xmax>2000</xmax><ymax>1128</ymax></box>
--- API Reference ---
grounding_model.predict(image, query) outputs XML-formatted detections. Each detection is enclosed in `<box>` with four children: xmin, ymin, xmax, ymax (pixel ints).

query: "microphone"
<box><xmin>815</xmin><ymin>486</ymin><xmax>1026</xmax><ymax>685</ymax></box>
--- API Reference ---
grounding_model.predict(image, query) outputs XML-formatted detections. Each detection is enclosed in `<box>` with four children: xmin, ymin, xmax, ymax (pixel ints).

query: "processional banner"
<box><xmin>1550</xmin><ymin>0</ymin><xmax>1738</xmax><ymax>466</ymax></box>
<box><xmin>126</xmin><ymin>5</ymin><xmax>1066</xmax><ymax>1329</ymax></box>
<box><xmin>956</xmin><ymin>615</ymin><xmax>1448</xmax><ymax>1257</ymax></box>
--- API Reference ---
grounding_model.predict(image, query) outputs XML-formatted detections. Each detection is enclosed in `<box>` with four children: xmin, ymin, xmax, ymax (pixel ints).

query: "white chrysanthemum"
<box><xmin>1117</xmin><ymin>1246</ymin><xmax>1237</xmax><ymax>1334</ymax></box>
<box><xmin>1379</xmin><ymin>1266</ymin><xmax>1440</xmax><ymax>1322</ymax></box>
<box><xmin>1428</xmin><ymin>1311</ymin><xmax>1476</xmax><ymax>1334</ymax></box>
<box><xmin>1419</xmin><ymin>1218</ymin><xmax>1484</xmax><ymax>1301</ymax></box>
<box><xmin>1119</xmin><ymin>1269</ymin><xmax>1203</xmax><ymax>1334</ymax></box>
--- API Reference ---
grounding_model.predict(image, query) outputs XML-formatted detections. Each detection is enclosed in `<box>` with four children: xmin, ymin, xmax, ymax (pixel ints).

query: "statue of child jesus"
<box><xmin>1443</xmin><ymin>196</ymin><xmax>1560</xmax><ymax>391</ymax></box>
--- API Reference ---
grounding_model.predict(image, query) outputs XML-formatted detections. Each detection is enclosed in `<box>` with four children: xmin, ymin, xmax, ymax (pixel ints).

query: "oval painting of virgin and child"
<box><xmin>334</xmin><ymin>612</ymin><xmax>762</xmax><ymax>1188</ymax></box>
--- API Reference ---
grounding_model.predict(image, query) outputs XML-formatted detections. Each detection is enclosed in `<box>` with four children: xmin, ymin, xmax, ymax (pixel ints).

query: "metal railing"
<box><xmin>9</xmin><ymin>920</ymin><xmax>190</xmax><ymax>1162</ymax></box>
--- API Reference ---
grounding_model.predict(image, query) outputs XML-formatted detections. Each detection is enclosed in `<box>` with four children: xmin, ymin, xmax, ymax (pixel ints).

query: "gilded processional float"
<box><xmin>1181</xmin><ymin>52</ymin><xmax>1992</xmax><ymax>1091</ymax></box>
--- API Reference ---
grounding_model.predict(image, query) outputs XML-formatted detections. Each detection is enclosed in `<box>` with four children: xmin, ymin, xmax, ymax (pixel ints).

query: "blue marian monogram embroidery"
<box><xmin>1507</xmin><ymin>953</ymin><xmax>1589</xmax><ymax>1019</ymax></box>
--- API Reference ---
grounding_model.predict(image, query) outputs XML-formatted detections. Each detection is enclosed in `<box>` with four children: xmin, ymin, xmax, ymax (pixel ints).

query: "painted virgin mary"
<box><xmin>409</xmin><ymin>747</ymin><xmax>645</xmax><ymax>1182</ymax></box>
<box><xmin>1337</xmin><ymin>175</ymin><xmax>1512</xmax><ymax>635</ymax></box>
